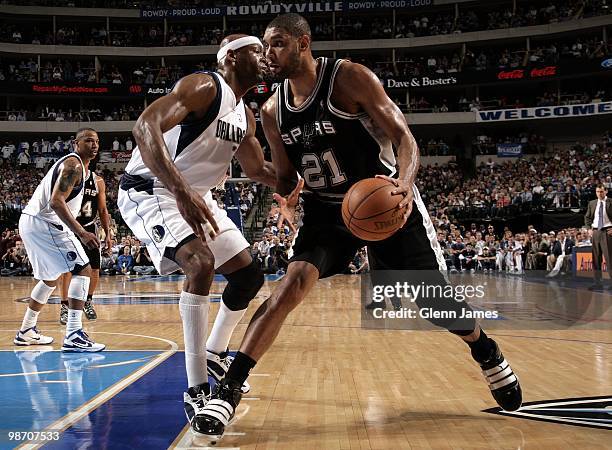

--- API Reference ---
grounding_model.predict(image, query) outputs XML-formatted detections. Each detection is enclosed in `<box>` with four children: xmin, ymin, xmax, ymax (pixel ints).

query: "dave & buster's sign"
<box><xmin>385</xmin><ymin>75</ymin><xmax>458</xmax><ymax>88</ymax></box>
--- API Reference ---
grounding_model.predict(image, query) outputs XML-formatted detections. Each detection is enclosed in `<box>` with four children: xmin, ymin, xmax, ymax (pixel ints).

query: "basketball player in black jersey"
<box><xmin>58</xmin><ymin>155</ymin><xmax>112</xmax><ymax>325</ymax></box>
<box><xmin>198</xmin><ymin>14</ymin><xmax>522</xmax><ymax>439</ymax></box>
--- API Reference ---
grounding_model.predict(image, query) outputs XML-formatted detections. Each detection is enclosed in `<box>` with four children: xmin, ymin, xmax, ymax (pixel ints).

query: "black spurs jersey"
<box><xmin>276</xmin><ymin>57</ymin><xmax>397</xmax><ymax>204</ymax></box>
<box><xmin>77</xmin><ymin>171</ymin><xmax>99</xmax><ymax>228</ymax></box>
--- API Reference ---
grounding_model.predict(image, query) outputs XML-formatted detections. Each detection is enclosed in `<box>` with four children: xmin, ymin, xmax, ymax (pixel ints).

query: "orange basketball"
<box><xmin>342</xmin><ymin>178</ymin><xmax>406</xmax><ymax>241</ymax></box>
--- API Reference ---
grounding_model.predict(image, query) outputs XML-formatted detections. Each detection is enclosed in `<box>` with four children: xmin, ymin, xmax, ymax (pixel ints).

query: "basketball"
<box><xmin>342</xmin><ymin>178</ymin><xmax>406</xmax><ymax>241</ymax></box>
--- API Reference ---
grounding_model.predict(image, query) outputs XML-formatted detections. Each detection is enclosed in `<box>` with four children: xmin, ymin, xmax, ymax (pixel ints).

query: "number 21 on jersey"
<box><xmin>301</xmin><ymin>149</ymin><xmax>347</xmax><ymax>189</ymax></box>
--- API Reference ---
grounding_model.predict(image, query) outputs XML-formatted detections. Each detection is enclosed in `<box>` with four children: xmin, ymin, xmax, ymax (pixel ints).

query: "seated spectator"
<box><xmin>116</xmin><ymin>245</ymin><xmax>134</xmax><ymax>275</ymax></box>
<box><xmin>133</xmin><ymin>246</ymin><xmax>156</xmax><ymax>275</ymax></box>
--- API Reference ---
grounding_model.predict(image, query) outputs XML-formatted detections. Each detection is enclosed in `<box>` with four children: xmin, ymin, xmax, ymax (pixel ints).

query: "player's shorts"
<box><xmin>19</xmin><ymin>214</ymin><xmax>90</xmax><ymax>281</ymax></box>
<box><xmin>291</xmin><ymin>186</ymin><xmax>447</xmax><ymax>278</ymax></box>
<box><xmin>118</xmin><ymin>176</ymin><xmax>249</xmax><ymax>275</ymax></box>
<box><xmin>78</xmin><ymin>223</ymin><xmax>101</xmax><ymax>270</ymax></box>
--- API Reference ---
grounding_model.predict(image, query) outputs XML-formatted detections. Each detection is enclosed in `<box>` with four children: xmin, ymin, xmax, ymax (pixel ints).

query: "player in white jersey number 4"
<box><xmin>14</xmin><ymin>128</ymin><xmax>105</xmax><ymax>352</ymax></box>
<box><xmin>117</xmin><ymin>34</ymin><xmax>279</xmax><ymax>435</ymax></box>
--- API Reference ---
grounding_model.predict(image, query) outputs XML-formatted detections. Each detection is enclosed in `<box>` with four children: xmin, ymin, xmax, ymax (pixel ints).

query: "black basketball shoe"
<box><xmin>183</xmin><ymin>382</ymin><xmax>211</xmax><ymax>431</ymax></box>
<box><xmin>475</xmin><ymin>340</ymin><xmax>522</xmax><ymax>411</ymax></box>
<box><xmin>193</xmin><ymin>378</ymin><xmax>243</xmax><ymax>439</ymax></box>
<box><xmin>206</xmin><ymin>349</ymin><xmax>250</xmax><ymax>393</ymax></box>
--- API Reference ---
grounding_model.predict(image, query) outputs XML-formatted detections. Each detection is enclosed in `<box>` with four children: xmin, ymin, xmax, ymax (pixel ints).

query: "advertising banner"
<box><xmin>477</xmin><ymin>102</ymin><xmax>612</xmax><ymax>122</ymax></box>
<box><xmin>496</xmin><ymin>143</ymin><xmax>523</xmax><ymax>157</ymax></box>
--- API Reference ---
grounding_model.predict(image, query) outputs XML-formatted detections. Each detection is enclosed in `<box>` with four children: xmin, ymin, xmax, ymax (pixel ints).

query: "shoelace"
<box><xmin>192</xmin><ymin>391</ymin><xmax>211</xmax><ymax>409</ymax></box>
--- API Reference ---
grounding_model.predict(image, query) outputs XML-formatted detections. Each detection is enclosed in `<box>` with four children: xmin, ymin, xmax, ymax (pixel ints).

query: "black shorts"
<box><xmin>78</xmin><ymin>224</ymin><xmax>101</xmax><ymax>270</ymax></box>
<box><xmin>290</xmin><ymin>195</ymin><xmax>443</xmax><ymax>279</ymax></box>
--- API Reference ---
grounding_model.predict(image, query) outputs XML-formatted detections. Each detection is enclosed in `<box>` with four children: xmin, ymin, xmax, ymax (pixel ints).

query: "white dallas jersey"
<box><xmin>124</xmin><ymin>72</ymin><xmax>248</xmax><ymax>195</ymax></box>
<box><xmin>22</xmin><ymin>152</ymin><xmax>86</xmax><ymax>226</ymax></box>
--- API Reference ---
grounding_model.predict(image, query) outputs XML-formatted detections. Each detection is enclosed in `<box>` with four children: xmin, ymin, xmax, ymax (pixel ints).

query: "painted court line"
<box><xmin>0</xmin><ymin>355</ymin><xmax>157</xmax><ymax>378</ymax></box>
<box><xmin>17</xmin><ymin>332</ymin><xmax>178</xmax><ymax>450</ymax></box>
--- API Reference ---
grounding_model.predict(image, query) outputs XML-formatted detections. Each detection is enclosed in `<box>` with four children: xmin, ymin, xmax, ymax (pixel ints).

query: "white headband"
<box><xmin>217</xmin><ymin>36</ymin><xmax>262</xmax><ymax>63</ymax></box>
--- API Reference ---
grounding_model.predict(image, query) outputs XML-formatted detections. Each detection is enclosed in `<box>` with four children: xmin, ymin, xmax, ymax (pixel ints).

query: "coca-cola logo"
<box><xmin>530</xmin><ymin>66</ymin><xmax>557</xmax><ymax>77</ymax></box>
<box><xmin>497</xmin><ymin>66</ymin><xmax>558</xmax><ymax>80</ymax></box>
<box><xmin>497</xmin><ymin>70</ymin><xmax>524</xmax><ymax>80</ymax></box>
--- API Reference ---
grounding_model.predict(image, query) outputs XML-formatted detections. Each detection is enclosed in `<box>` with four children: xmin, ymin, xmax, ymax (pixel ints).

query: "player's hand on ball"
<box><xmin>79</xmin><ymin>230</ymin><xmax>100</xmax><ymax>250</ymax></box>
<box><xmin>273</xmin><ymin>178</ymin><xmax>304</xmax><ymax>232</ymax></box>
<box><xmin>177</xmin><ymin>188</ymin><xmax>219</xmax><ymax>240</ymax></box>
<box><xmin>375</xmin><ymin>175</ymin><xmax>413</xmax><ymax>222</ymax></box>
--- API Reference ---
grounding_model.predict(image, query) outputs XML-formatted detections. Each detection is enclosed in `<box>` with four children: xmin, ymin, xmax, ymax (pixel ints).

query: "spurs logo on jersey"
<box><xmin>276</xmin><ymin>57</ymin><xmax>396</xmax><ymax>201</ymax></box>
<box><xmin>123</xmin><ymin>71</ymin><xmax>248</xmax><ymax>195</ymax></box>
<box><xmin>22</xmin><ymin>152</ymin><xmax>86</xmax><ymax>226</ymax></box>
<box><xmin>281</xmin><ymin>120</ymin><xmax>337</xmax><ymax>148</ymax></box>
<box><xmin>77</xmin><ymin>171</ymin><xmax>99</xmax><ymax>227</ymax></box>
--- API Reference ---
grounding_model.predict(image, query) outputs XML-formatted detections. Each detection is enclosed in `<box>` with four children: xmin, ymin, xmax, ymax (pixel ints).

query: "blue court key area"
<box><xmin>0</xmin><ymin>350</ymin><xmax>162</xmax><ymax>450</ymax></box>
<box><xmin>44</xmin><ymin>352</ymin><xmax>187</xmax><ymax>450</ymax></box>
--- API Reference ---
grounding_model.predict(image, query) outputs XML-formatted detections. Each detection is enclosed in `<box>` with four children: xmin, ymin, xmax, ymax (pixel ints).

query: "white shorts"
<box><xmin>118</xmin><ymin>187</ymin><xmax>249</xmax><ymax>275</ymax></box>
<box><xmin>19</xmin><ymin>214</ymin><xmax>89</xmax><ymax>281</ymax></box>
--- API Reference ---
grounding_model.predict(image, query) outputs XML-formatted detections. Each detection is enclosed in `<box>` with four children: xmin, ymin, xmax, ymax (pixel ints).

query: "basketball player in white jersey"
<box><xmin>14</xmin><ymin>127</ymin><xmax>105</xmax><ymax>352</ymax></box>
<box><xmin>58</xmin><ymin>159</ymin><xmax>112</xmax><ymax>325</ymax></box>
<box><xmin>117</xmin><ymin>34</ymin><xmax>276</xmax><ymax>433</ymax></box>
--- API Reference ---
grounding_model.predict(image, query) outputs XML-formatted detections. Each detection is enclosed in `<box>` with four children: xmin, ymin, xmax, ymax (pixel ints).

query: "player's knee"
<box><xmin>68</xmin><ymin>275</ymin><xmax>91</xmax><ymax>301</ymax></box>
<box><xmin>223</xmin><ymin>260</ymin><xmax>264</xmax><ymax>311</ymax></box>
<box><xmin>31</xmin><ymin>280</ymin><xmax>56</xmax><ymax>305</ymax></box>
<box><xmin>182</xmin><ymin>248</ymin><xmax>215</xmax><ymax>279</ymax></box>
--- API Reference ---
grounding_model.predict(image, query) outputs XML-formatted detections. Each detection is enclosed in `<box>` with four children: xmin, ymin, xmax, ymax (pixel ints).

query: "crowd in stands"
<box><xmin>463</xmin><ymin>37</ymin><xmax>612</xmax><ymax>72</ymax></box>
<box><xmin>1</xmin><ymin>104</ymin><xmax>143</xmax><ymax>122</ymax></box>
<box><xmin>0</xmin><ymin>57</ymin><xmax>216</xmax><ymax>86</ymax></box>
<box><xmin>421</xmin><ymin>139</ymin><xmax>612</xmax><ymax>224</ymax></box>
<box><xmin>249</xmin><ymin>202</ymin><xmax>303</xmax><ymax>275</ymax></box>
<box><xmin>2</xmin><ymin>0</ymin><xmax>610</xmax><ymax>45</ymax></box>
<box><xmin>0</xmin><ymin>30</ymin><xmax>607</xmax><ymax>87</ymax></box>
<box><xmin>435</xmin><ymin>224</ymin><xmax>591</xmax><ymax>275</ymax></box>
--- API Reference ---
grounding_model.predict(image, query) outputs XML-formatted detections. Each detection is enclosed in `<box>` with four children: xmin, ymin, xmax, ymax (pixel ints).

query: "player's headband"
<box><xmin>217</xmin><ymin>36</ymin><xmax>262</xmax><ymax>63</ymax></box>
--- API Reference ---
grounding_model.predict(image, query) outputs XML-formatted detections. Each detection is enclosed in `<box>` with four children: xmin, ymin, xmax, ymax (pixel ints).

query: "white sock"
<box><xmin>179</xmin><ymin>291</ymin><xmax>209</xmax><ymax>388</ymax></box>
<box><xmin>206</xmin><ymin>301</ymin><xmax>247</xmax><ymax>354</ymax></box>
<box><xmin>66</xmin><ymin>309</ymin><xmax>83</xmax><ymax>336</ymax></box>
<box><xmin>20</xmin><ymin>307</ymin><xmax>40</xmax><ymax>331</ymax></box>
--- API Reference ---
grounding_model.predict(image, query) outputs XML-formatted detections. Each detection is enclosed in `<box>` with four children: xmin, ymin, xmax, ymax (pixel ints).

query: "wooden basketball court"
<box><xmin>1</xmin><ymin>273</ymin><xmax>610</xmax><ymax>449</ymax></box>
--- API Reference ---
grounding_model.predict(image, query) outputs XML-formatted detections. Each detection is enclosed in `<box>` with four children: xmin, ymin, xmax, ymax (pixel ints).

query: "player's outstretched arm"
<box><xmin>337</xmin><ymin>62</ymin><xmax>420</xmax><ymax>219</ymax></box>
<box><xmin>132</xmin><ymin>73</ymin><xmax>220</xmax><ymax>238</ymax></box>
<box><xmin>234</xmin><ymin>107</ymin><xmax>276</xmax><ymax>187</ymax></box>
<box><xmin>132</xmin><ymin>73</ymin><xmax>216</xmax><ymax>196</ymax></box>
<box><xmin>95</xmin><ymin>175</ymin><xmax>112</xmax><ymax>251</ymax></box>
<box><xmin>261</xmin><ymin>92</ymin><xmax>299</xmax><ymax>197</ymax></box>
<box><xmin>50</xmin><ymin>157</ymin><xmax>99</xmax><ymax>249</ymax></box>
